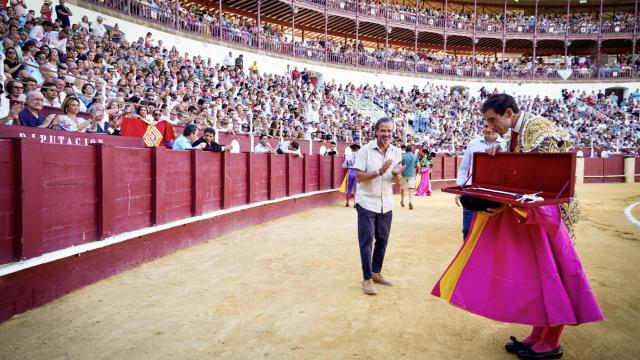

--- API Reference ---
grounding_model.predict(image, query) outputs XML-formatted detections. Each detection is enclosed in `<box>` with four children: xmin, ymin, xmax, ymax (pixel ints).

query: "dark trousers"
<box><xmin>462</xmin><ymin>207</ymin><xmax>475</xmax><ymax>241</ymax></box>
<box><xmin>356</xmin><ymin>204</ymin><xmax>392</xmax><ymax>280</ymax></box>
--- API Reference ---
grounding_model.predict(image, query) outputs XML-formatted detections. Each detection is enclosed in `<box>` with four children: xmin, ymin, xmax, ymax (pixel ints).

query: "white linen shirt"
<box><xmin>456</xmin><ymin>135</ymin><xmax>506</xmax><ymax>186</ymax></box>
<box><xmin>354</xmin><ymin>140</ymin><xmax>403</xmax><ymax>214</ymax></box>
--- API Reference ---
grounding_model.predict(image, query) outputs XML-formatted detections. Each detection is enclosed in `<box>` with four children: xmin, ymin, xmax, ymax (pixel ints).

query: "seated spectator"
<box><xmin>12</xmin><ymin>91</ymin><xmax>55</xmax><ymax>127</ymax></box>
<box><xmin>276</xmin><ymin>140</ymin><xmax>303</xmax><ymax>158</ymax></box>
<box><xmin>254</xmin><ymin>134</ymin><xmax>276</xmax><ymax>154</ymax></box>
<box><xmin>91</xmin><ymin>16</ymin><xmax>107</xmax><ymax>38</ymax></box>
<box><xmin>173</xmin><ymin>124</ymin><xmax>205</xmax><ymax>150</ymax></box>
<box><xmin>41</xmin><ymin>81</ymin><xmax>61</xmax><ymax>107</ymax></box>
<box><xmin>5</xmin><ymin>80</ymin><xmax>26</xmax><ymax>102</ymax></box>
<box><xmin>191</xmin><ymin>127</ymin><xmax>233</xmax><ymax>152</ymax></box>
<box><xmin>41</xmin><ymin>96</ymin><xmax>94</xmax><ymax>131</ymax></box>
<box><xmin>248</xmin><ymin>61</ymin><xmax>258</xmax><ymax>74</ymax></box>
<box><xmin>3</xmin><ymin>47</ymin><xmax>23</xmax><ymax>79</ymax></box>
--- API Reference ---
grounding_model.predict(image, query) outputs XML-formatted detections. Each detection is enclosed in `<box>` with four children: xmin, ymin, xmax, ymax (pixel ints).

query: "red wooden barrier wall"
<box><xmin>0</xmin><ymin>125</ymin><xmax>144</xmax><ymax>147</ymax></box>
<box><xmin>0</xmin><ymin>141</ymin><xmax>17</xmax><ymax>264</ymax></box>
<box><xmin>602</xmin><ymin>157</ymin><xmax>625</xmax><ymax>183</ymax></box>
<box><xmin>584</xmin><ymin>158</ymin><xmax>604</xmax><ymax>183</ymax></box>
<box><xmin>0</xmin><ymin>139</ymin><xmax>346</xmax><ymax>266</ymax></box>
<box><xmin>636</xmin><ymin>157</ymin><xmax>640</xmax><ymax>183</ymax></box>
<box><xmin>584</xmin><ymin>157</ymin><xmax>625</xmax><ymax>183</ymax></box>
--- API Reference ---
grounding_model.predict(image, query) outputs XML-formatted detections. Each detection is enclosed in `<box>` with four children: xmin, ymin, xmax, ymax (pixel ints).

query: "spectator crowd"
<box><xmin>114</xmin><ymin>0</ymin><xmax>640</xmax><ymax>79</ymax></box>
<box><xmin>1</xmin><ymin>0</ymin><xmax>639</xmax><ymax>156</ymax></box>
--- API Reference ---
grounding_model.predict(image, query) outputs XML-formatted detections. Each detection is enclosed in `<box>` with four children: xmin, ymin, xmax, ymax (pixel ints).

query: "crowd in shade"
<box><xmin>124</xmin><ymin>0</ymin><xmax>640</xmax><ymax>78</ymax></box>
<box><xmin>336</xmin><ymin>0</ymin><xmax>638</xmax><ymax>34</ymax></box>
<box><xmin>0</xmin><ymin>1</ymin><xmax>639</xmax><ymax>155</ymax></box>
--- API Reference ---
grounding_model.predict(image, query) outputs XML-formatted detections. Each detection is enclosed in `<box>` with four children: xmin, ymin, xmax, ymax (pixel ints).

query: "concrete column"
<box><xmin>575</xmin><ymin>157</ymin><xmax>585</xmax><ymax>184</ymax></box>
<box><xmin>624</xmin><ymin>157</ymin><xmax>636</xmax><ymax>183</ymax></box>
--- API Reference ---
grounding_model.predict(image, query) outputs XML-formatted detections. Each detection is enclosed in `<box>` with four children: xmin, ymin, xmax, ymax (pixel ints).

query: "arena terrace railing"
<box><xmin>87</xmin><ymin>0</ymin><xmax>638</xmax><ymax>81</ymax></box>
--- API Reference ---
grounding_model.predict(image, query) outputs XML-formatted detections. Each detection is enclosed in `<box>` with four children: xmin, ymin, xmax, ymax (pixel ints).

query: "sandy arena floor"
<box><xmin>1</xmin><ymin>183</ymin><xmax>639</xmax><ymax>360</ymax></box>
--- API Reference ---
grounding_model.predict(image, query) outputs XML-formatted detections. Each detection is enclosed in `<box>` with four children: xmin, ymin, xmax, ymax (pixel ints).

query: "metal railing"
<box><xmin>88</xmin><ymin>0</ymin><xmax>639</xmax><ymax>81</ymax></box>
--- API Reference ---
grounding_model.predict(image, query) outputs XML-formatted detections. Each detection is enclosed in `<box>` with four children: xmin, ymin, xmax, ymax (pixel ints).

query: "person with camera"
<box><xmin>353</xmin><ymin>117</ymin><xmax>403</xmax><ymax>295</ymax></box>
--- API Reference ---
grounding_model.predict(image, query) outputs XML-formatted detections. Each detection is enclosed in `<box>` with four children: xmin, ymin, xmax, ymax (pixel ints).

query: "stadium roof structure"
<box><xmin>200</xmin><ymin>0</ymin><xmax>638</xmax><ymax>55</ymax></box>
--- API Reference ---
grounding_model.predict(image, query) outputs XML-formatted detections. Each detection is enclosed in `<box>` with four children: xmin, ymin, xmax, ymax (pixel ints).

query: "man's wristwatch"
<box><xmin>376</xmin><ymin>169</ymin><xmax>383</xmax><ymax>176</ymax></box>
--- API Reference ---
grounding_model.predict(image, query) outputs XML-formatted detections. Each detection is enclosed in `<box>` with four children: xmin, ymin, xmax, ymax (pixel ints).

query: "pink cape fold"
<box><xmin>432</xmin><ymin>205</ymin><xmax>605</xmax><ymax>326</ymax></box>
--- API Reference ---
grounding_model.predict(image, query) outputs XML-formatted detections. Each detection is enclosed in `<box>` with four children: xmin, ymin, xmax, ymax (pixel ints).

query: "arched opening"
<box><xmin>605</xmin><ymin>87</ymin><xmax>628</xmax><ymax>105</ymax></box>
<box><xmin>450</xmin><ymin>86</ymin><xmax>469</xmax><ymax>97</ymax></box>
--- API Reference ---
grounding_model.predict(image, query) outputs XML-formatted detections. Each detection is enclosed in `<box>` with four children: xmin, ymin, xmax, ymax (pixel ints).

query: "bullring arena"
<box><xmin>1</xmin><ymin>0</ymin><xmax>640</xmax><ymax>359</ymax></box>
<box><xmin>0</xmin><ymin>185</ymin><xmax>639</xmax><ymax>359</ymax></box>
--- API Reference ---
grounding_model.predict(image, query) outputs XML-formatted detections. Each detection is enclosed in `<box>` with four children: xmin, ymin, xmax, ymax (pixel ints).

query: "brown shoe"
<box><xmin>361</xmin><ymin>279</ymin><xmax>377</xmax><ymax>295</ymax></box>
<box><xmin>372</xmin><ymin>273</ymin><xmax>393</xmax><ymax>286</ymax></box>
<box><xmin>409</xmin><ymin>202</ymin><xmax>414</xmax><ymax>210</ymax></box>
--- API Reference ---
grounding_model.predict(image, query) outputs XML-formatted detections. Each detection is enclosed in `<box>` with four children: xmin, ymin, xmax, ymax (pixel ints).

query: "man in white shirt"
<box><xmin>353</xmin><ymin>117</ymin><xmax>403</xmax><ymax>295</ymax></box>
<box><xmin>91</xmin><ymin>16</ymin><xmax>107</xmax><ymax>38</ymax></box>
<box><xmin>455</xmin><ymin>122</ymin><xmax>505</xmax><ymax>240</ymax></box>
<box><xmin>276</xmin><ymin>140</ymin><xmax>303</xmax><ymax>158</ymax></box>
<box><xmin>305</xmin><ymin>102</ymin><xmax>319</xmax><ymax>124</ymax></box>
<box><xmin>254</xmin><ymin>135</ymin><xmax>276</xmax><ymax>154</ymax></box>
<box><xmin>223</xmin><ymin>51</ymin><xmax>234</xmax><ymax>68</ymax></box>
<box><xmin>41</xmin><ymin>82</ymin><xmax>62</xmax><ymax>108</ymax></box>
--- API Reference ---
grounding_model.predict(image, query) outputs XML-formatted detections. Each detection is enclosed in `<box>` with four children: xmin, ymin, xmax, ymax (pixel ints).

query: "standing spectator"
<box><xmin>353</xmin><ymin>117</ymin><xmax>403</xmax><ymax>295</ymax></box>
<box><xmin>341</xmin><ymin>144</ymin><xmax>360</xmax><ymax>207</ymax></box>
<box><xmin>400</xmin><ymin>145</ymin><xmax>418</xmax><ymax>210</ymax></box>
<box><xmin>291</xmin><ymin>66</ymin><xmax>300</xmax><ymax>81</ymax></box>
<box><xmin>222</xmin><ymin>51</ymin><xmax>234</xmax><ymax>68</ymax></box>
<box><xmin>55</xmin><ymin>0</ymin><xmax>72</xmax><ymax>28</ymax></box>
<box><xmin>191</xmin><ymin>127</ymin><xmax>233</xmax><ymax>152</ymax></box>
<box><xmin>41</xmin><ymin>0</ymin><xmax>53</xmax><ymax>22</ymax></box>
<box><xmin>234</xmin><ymin>54</ymin><xmax>243</xmax><ymax>70</ymax></box>
<box><xmin>173</xmin><ymin>124</ymin><xmax>205</xmax><ymax>150</ymax></box>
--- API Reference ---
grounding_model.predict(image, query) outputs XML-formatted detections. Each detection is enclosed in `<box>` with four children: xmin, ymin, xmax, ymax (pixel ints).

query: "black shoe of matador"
<box><xmin>505</xmin><ymin>336</ymin><xmax>531</xmax><ymax>353</ymax></box>
<box><xmin>517</xmin><ymin>346</ymin><xmax>563</xmax><ymax>360</ymax></box>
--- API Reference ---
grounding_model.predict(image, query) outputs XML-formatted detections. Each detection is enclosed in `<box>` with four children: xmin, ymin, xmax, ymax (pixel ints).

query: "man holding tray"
<box><xmin>432</xmin><ymin>94</ymin><xmax>604</xmax><ymax>360</ymax></box>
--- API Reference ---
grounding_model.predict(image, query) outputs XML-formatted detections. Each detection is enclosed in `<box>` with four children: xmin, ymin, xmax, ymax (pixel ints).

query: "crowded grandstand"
<box><xmin>1</xmin><ymin>0</ymin><xmax>639</xmax><ymax>154</ymax></box>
